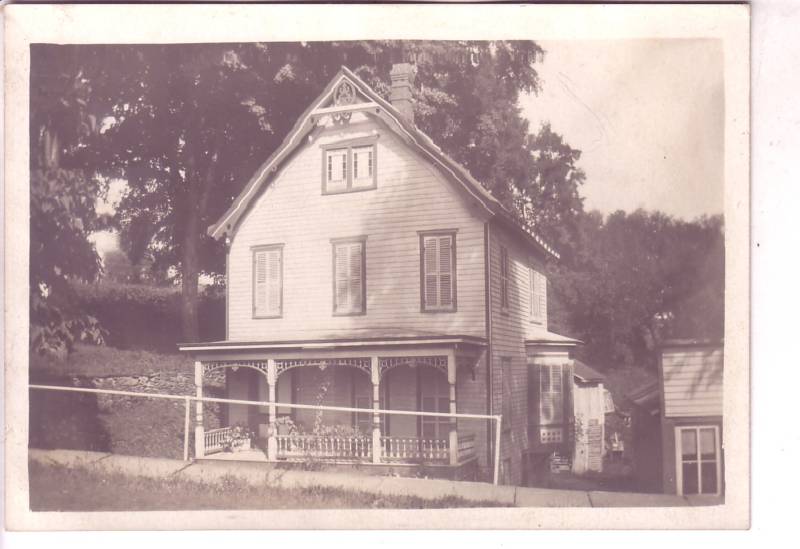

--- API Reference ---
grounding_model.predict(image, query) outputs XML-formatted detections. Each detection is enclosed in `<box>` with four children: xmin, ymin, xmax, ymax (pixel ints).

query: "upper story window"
<box><xmin>253</xmin><ymin>244</ymin><xmax>283</xmax><ymax>318</ymax></box>
<box><xmin>332</xmin><ymin>237</ymin><xmax>366</xmax><ymax>315</ymax></box>
<box><xmin>530</xmin><ymin>267</ymin><xmax>547</xmax><ymax>324</ymax></box>
<box><xmin>321</xmin><ymin>136</ymin><xmax>378</xmax><ymax>194</ymax></box>
<box><xmin>500</xmin><ymin>246</ymin><xmax>510</xmax><ymax>311</ymax></box>
<box><xmin>420</xmin><ymin>231</ymin><xmax>457</xmax><ymax>312</ymax></box>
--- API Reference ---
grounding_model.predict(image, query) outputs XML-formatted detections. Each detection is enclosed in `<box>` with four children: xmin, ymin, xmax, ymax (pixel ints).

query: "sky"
<box><xmin>520</xmin><ymin>39</ymin><xmax>724</xmax><ymax>221</ymax></box>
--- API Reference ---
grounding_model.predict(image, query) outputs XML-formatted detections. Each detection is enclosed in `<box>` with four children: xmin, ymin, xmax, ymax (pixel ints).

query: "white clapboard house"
<box><xmin>179</xmin><ymin>64</ymin><xmax>582</xmax><ymax>484</ymax></box>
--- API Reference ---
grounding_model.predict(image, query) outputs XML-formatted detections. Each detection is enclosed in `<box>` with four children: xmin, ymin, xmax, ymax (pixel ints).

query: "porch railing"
<box><xmin>204</xmin><ymin>426</ymin><xmax>232</xmax><ymax>455</ymax></box>
<box><xmin>380</xmin><ymin>436</ymin><xmax>448</xmax><ymax>462</ymax></box>
<box><xmin>457</xmin><ymin>433</ymin><xmax>477</xmax><ymax>463</ymax></box>
<box><xmin>275</xmin><ymin>434</ymin><xmax>372</xmax><ymax>460</ymax></box>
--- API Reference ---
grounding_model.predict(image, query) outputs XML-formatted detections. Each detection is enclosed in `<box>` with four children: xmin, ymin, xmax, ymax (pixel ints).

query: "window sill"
<box><xmin>333</xmin><ymin>310</ymin><xmax>367</xmax><ymax>317</ymax></box>
<box><xmin>421</xmin><ymin>308</ymin><xmax>458</xmax><ymax>314</ymax></box>
<box><xmin>322</xmin><ymin>185</ymin><xmax>377</xmax><ymax>196</ymax></box>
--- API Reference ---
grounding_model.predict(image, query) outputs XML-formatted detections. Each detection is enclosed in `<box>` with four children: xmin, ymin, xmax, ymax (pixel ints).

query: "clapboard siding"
<box><xmin>661</xmin><ymin>347</ymin><xmax>723</xmax><ymax>418</ymax></box>
<box><xmin>227</xmin><ymin>116</ymin><xmax>486</xmax><ymax>341</ymax></box>
<box><xmin>488</xmin><ymin>222</ymin><xmax>549</xmax><ymax>485</ymax></box>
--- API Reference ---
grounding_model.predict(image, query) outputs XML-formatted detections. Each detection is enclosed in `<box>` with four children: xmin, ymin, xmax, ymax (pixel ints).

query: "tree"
<box><xmin>30</xmin><ymin>45</ymin><xmax>107</xmax><ymax>356</ymax></box>
<box><xmin>60</xmin><ymin>41</ymin><xmax>552</xmax><ymax>342</ymax></box>
<box><xmin>551</xmin><ymin>210</ymin><xmax>725</xmax><ymax>371</ymax></box>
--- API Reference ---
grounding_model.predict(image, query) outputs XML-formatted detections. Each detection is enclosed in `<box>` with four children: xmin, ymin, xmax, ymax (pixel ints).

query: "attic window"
<box><xmin>321</xmin><ymin>136</ymin><xmax>378</xmax><ymax>194</ymax></box>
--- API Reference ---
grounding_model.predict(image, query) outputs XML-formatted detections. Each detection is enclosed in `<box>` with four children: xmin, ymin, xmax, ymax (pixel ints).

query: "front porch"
<box><xmin>181</xmin><ymin>336</ymin><xmax>485</xmax><ymax>470</ymax></box>
<box><xmin>204</xmin><ymin>427</ymin><xmax>477</xmax><ymax>466</ymax></box>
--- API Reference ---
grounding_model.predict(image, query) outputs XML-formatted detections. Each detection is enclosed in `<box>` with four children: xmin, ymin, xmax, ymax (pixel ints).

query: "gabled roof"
<box><xmin>208</xmin><ymin>66</ymin><xmax>559</xmax><ymax>260</ymax></box>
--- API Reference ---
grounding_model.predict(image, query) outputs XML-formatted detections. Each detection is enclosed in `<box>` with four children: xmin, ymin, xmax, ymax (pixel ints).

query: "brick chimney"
<box><xmin>389</xmin><ymin>63</ymin><xmax>415</xmax><ymax>123</ymax></box>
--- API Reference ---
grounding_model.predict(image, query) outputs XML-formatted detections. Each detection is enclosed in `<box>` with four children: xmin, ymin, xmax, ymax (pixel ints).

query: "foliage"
<box><xmin>70</xmin><ymin>280</ymin><xmax>224</xmax><ymax>351</ymax></box>
<box><xmin>551</xmin><ymin>210</ymin><xmax>724</xmax><ymax>371</ymax></box>
<box><xmin>34</xmin><ymin>41</ymin><xmax>554</xmax><ymax>342</ymax></box>
<box><xmin>222</xmin><ymin>424</ymin><xmax>254</xmax><ymax>452</ymax></box>
<box><xmin>29</xmin><ymin>461</ymin><xmax>501</xmax><ymax>511</ymax></box>
<box><xmin>29</xmin><ymin>343</ymin><xmax>196</xmax><ymax>377</ymax></box>
<box><xmin>29</xmin><ymin>46</ymin><xmax>113</xmax><ymax>358</ymax></box>
<box><xmin>30</xmin><ymin>169</ymin><xmax>106</xmax><ymax>358</ymax></box>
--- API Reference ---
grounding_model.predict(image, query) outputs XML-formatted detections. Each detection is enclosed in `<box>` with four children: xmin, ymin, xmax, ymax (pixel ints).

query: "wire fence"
<box><xmin>28</xmin><ymin>383</ymin><xmax>503</xmax><ymax>484</ymax></box>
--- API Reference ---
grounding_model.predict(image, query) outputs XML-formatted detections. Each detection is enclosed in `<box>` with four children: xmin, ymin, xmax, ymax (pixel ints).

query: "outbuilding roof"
<box><xmin>573</xmin><ymin>360</ymin><xmax>606</xmax><ymax>383</ymax></box>
<box><xmin>208</xmin><ymin>66</ymin><xmax>559</xmax><ymax>260</ymax></box>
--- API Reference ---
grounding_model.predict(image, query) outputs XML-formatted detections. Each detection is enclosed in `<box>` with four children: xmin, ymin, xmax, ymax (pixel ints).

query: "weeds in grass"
<box><xmin>28</xmin><ymin>460</ymin><xmax>503</xmax><ymax>511</ymax></box>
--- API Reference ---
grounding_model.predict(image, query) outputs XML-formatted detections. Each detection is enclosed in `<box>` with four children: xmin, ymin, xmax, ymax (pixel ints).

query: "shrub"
<box><xmin>71</xmin><ymin>280</ymin><xmax>225</xmax><ymax>351</ymax></box>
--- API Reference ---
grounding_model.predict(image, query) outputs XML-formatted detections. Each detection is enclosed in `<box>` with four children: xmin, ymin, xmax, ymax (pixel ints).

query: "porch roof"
<box><xmin>178</xmin><ymin>330</ymin><xmax>487</xmax><ymax>354</ymax></box>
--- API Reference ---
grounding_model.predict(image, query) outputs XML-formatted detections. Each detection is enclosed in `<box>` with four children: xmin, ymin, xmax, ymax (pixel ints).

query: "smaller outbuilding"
<box><xmin>571</xmin><ymin>360</ymin><xmax>609</xmax><ymax>474</ymax></box>
<box><xmin>627</xmin><ymin>340</ymin><xmax>724</xmax><ymax>496</ymax></box>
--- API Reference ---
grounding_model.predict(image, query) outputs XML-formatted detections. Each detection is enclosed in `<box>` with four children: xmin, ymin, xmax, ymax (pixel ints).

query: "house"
<box><xmin>178</xmin><ymin>64</ymin><xmax>580</xmax><ymax>485</ymax></box>
<box><xmin>628</xmin><ymin>340</ymin><xmax>724</xmax><ymax>496</ymax></box>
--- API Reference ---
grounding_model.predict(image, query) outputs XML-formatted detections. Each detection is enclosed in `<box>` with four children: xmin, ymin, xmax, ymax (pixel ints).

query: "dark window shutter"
<box><xmin>562</xmin><ymin>362</ymin><xmax>575</xmax><ymax>443</ymax></box>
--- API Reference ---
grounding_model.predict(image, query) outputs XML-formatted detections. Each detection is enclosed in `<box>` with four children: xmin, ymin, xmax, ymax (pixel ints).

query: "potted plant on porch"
<box><xmin>223</xmin><ymin>424</ymin><xmax>254</xmax><ymax>452</ymax></box>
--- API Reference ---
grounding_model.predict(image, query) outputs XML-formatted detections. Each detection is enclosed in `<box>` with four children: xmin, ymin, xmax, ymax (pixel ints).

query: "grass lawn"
<box><xmin>28</xmin><ymin>461</ymin><xmax>499</xmax><ymax>511</ymax></box>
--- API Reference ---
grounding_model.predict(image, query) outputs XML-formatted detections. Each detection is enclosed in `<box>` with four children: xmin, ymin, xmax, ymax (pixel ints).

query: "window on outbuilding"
<box><xmin>253</xmin><ymin>245</ymin><xmax>283</xmax><ymax>318</ymax></box>
<box><xmin>676</xmin><ymin>426</ymin><xmax>721</xmax><ymax>496</ymax></box>
<box><xmin>420</xmin><ymin>232</ymin><xmax>457</xmax><ymax>312</ymax></box>
<box><xmin>332</xmin><ymin>238</ymin><xmax>366</xmax><ymax>315</ymax></box>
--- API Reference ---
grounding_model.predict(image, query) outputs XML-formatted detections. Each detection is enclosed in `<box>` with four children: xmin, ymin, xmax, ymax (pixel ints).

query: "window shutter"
<box><xmin>423</xmin><ymin>236</ymin><xmax>439</xmax><ymax>308</ymax></box>
<box><xmin>335</xmin><ymin>244</ymin><xmax>350</xmax><ymax>312</ymax></box>
<box><xmin>349</xmin><ymin>242</ymin><xmax>363</xmax><ymax>311</ymax></box>
<box><xmin>561</xmin><ymin>362</ymin><xmax>573</xmax><ymax>436</ymax></box>
<box><xmin>254</xmin><ymin>248</ymin><xmax>281</xmax><ymax>317</ymax></box>
<box><xmin>537</xmin><ymin>271</ymin><xmax>547</xmax><ymax>324</ymax></box>
<box><xmin>254</xmin><ymin>250</ymin><xmax>268</xmax><ymax>316</ymax></box>
<box><xmin>528</xmin><ymin>363</ymin><xmax>540</xmax><ymax>426</ymax></box>
<box><xmin>266</xmin><ymin>248</ymin><xmax>281</xmax><ymax>316</ymax></box>
<box><xmin>438</xmin><ymin>236</ymin><xmax>453</xmax><ymax>306</ymax></box>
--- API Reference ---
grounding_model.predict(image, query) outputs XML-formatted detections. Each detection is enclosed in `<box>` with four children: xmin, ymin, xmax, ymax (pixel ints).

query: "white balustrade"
<box><xmin>380</xmin><ymin>437</ymin><xmax>449</xmax><ymax>462</ymax></box>
<box><xmin>275</xmin><ymin>434</ymin><xmax>372</xmax><ymax>460</ymax></box>
<box><xmin>204</xmin><ymin>426</ymin><xmax>232</xmax><ymax>454</ymax></box>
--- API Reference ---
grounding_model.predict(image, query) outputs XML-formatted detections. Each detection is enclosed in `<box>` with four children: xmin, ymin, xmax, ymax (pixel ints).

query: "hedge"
<box><xmin>71</xmin><ymin>281</ymin><xmax>225</xmax><ymax>352</ymax></box>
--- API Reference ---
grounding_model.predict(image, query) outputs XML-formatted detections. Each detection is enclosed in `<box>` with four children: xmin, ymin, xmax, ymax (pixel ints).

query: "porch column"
<box><xmin>371</xmin><ymin>356</ymin><xmax>382</xmax><ymax>464</ymax></box>
<box><xmin>447</xmin><ymin>353</ymin><xmax>458</xmax><ymax>466</ymax></box>
<box><xmin>194</xmin><ymin>361</ymin><xmax>204</xmax><ymax>459</ymax></box>
<box><xmin>266</xmin><ymin>359</ymin><xmax>277</xmax><ymax>461</ymax></box>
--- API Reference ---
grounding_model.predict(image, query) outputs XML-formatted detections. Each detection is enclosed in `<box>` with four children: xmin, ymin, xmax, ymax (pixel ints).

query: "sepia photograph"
<box><xmin>4</xmin><ymin>3</ymin><xmax>751</xmax><ymax>533</ymax></box>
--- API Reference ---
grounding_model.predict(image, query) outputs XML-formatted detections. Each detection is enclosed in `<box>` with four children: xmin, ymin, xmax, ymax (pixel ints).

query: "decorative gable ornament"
<box><xmin>332</xmin><ymin>81</ymin><xmax>357</xmax><ymax>123</ymax></box>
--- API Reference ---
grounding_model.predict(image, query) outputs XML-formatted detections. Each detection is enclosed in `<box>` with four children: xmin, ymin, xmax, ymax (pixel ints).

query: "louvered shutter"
<box><xmin>334</xmin><ymin>242</ymin><xmax>364</xmax><ymax>314</ymax></box>
<box><xmin>254</xmin><ymin>248</ymin><xmax>281</xmax><ymax>317</ymax></box>
<box><xmin>349</xmin><ymin>243</ymin><xmax>363</xmax><ymax>312</ymax></box>
<box><xmin>438</xmin><ymin>236</ymin><xmax>453</xmax><ymax>307</ymax></box>
<box><xmin>537</xmin><ymin>271</ymin><xmax>547</xmax><ymax>324</ymax></box>
<box><xmin>254</xmin><ymin>250</ymin><xmax>268</xmax><ymax>316</ymax></box>
<box><xmin>335</xmin><ymin>243</ymin><xmax>351</xmax><ymax>312</ymax></box>
<box><xmin>266</xmin><ymin>248</ymin><xmax>282</xmax><ymax>316</ymax></box>
<box><xmin>551</xmin><ymin>364</ymin><xmax>564</xmax><ymax>424</ymax></box>
<box><xmin>423</xmin><ymin>237</ymin><xmax>439</xmax><ymax>308</ymax></box>
<box><xmin>528</xmin><ymin>363</ymin><xmax>541</xmax><ymax>426</ymax></box>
